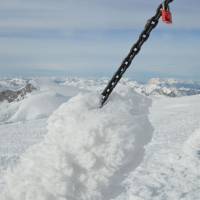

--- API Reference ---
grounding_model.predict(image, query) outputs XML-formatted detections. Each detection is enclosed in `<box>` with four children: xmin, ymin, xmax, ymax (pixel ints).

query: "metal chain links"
<box><xmin>100</xmin><ymin>0</ymin><xmax>174</xmax><ymax>107</ymax></box>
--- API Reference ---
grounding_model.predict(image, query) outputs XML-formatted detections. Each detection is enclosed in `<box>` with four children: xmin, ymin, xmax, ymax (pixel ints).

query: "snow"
<box><xmin>1</xmin><ymin>88</ymin><xmax>152</xmax><ymax>200</ymax></box>
<box><xmin>0</xmin><ymin>78</ymin><xmax>83</xmax><ymax>178</ymax></box>
<box><xmin>0</xmin><ymin>77</ymin><xmax>200</xmax><ymax>200</ymax></box>
<box><xmin>0</xmin><ymin>77</ymin><xmax>83</xmax><ymax>123</ymax></box>
<box><xmin>0</xmin><ymin>119</ymin><xmax>46</xmax><ymax>171</ymax></box>
<box><xmin>0</xmin><ymin>91</ymin><xmax>68</xmax><ymax>123</ymax></box>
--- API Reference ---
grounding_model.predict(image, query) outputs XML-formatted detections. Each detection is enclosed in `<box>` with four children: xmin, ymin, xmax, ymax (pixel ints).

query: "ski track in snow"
<box><xmin>0</xmin><ymin>89</ymin><xmax>153</xmax><ymax>200</ymax></box>
<box><xmin>116</xmin><ymin>95</ymin><xmax>200</xmax><ymax>200</ymax></box>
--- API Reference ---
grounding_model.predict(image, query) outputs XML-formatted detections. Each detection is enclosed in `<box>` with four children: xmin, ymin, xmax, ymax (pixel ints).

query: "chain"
<box><xmin>100</xmin><ymin>0</ymin><xmax>174</xmax><ymax>107</ymax></box>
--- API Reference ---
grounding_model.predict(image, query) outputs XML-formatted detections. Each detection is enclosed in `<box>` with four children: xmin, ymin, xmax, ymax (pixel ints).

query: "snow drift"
<box><xmin>0</xmin><ymin>92</ymin><xmax>68</xmax><ymax>123</ymax></box>
<box><xmin>1</xmin><ymin>88</ymin><xmax>153</xmax><ymax>200</ymax></box>
<box><xmin>9</xmin><ymin>92</ymin><xmax>68</xmax><ymax>122</ymax></box>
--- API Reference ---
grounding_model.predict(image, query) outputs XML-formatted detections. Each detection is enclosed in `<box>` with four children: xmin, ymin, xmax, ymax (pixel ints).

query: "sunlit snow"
<box><xmin>0</xmin><ymin>77</ymin><xmax>199</xmax><ymax>200</ymax></box>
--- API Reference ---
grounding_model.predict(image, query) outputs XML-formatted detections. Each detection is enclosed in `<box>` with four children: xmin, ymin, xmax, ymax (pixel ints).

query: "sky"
<box><xmin>0</xmin><ymin>0</ymin><xmax>199</xmax><ymax>81</ymax></box>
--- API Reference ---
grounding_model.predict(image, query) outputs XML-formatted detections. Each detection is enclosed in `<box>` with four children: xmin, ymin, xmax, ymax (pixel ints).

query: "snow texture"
<box><xmin>1</xmin><ymin>77</ymin><xmax>200</xmax><ymax>200</ymax></box>
<box><xmin>1</xmin><ymin>89</ymin><xmax>153</xmax><ymax>200</ymax></box>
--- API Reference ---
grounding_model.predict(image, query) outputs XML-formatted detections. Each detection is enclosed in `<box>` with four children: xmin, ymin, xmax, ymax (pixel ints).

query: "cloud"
<box><xmin>0</xmin><ymin>0</ymin><xmax>199</xmax><ymax>80</ymax></box>
<box><xmin>0</xmin><ymin>0</ymin><xmax>199</xmax><ymax>32</ymax></box>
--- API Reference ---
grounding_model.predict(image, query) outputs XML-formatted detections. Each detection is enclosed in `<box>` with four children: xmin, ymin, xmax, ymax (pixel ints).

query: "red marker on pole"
<box><xmin>161</xmin><ymin>3</ymin><xmax>172</xmax><ymax>24</ymax></box>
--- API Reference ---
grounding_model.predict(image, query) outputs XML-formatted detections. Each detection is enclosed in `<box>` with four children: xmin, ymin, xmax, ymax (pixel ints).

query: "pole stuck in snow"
<box><xmin>100</xmin><ymin>0</ymin><xmax>174</xmax><ymax>107</ymax></box>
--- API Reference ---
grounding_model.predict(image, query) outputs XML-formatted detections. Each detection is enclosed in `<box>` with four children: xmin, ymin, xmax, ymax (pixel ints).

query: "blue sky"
<box><xmin>0</xmin><ymin>0</ymin><xmax>199</xmax><ymax>81</ymax></box>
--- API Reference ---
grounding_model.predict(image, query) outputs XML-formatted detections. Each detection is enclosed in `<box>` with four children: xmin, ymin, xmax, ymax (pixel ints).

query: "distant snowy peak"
<box><xmin>147</xmin><ymin>78</ymin><xmax>200</xmax><ymax>89</ymax></box>
<box><xmin>0</xmin><ymin>77</ymin><xmax>200</xmax><ymax>102</ymax></box>
<box><xmin>60</xmin><ymin>77</ymin><xmax>200</xmax><ymax>97</ymax></box>
<box><xmin>0</xmin><ymin>79</ymin><xmax>36</xmax><ymax>103</ymax></box>
<box><xmin>0</xmin><ymin>78</ymin><xmax>35</xmax><ymax>92</ymax></box>
<box><xmin>142</xmin><ymin>78</ymin><xmax>200</xmax><ymax>97</ymax></box>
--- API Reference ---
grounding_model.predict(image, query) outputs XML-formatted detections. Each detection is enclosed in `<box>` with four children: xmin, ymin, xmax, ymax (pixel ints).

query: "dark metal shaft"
<box><xmin>100</xmin><ymin>0</ymin><xmax>174</xmax><ymax>107</ymax></box>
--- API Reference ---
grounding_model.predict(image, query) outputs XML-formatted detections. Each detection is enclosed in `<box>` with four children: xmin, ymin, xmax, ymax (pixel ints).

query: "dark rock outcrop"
<box><xmin>0</xmin><ymin>83</ymin><xmax>36</xmax><ymax>103</ymax></box>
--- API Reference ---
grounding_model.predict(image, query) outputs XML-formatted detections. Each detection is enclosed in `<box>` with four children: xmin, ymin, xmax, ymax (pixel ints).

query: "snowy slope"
<box><xmin>115</xmin><ymin>95</ymin><xmax>200</xmax><ymax>200</ymax></box>
<box><xmin>1</xmin><ymin>88</ymin><xmax>153</xmax><ymax>200</ymax></box>
<box><xmin>0</xmin><ymin>77</ymin><xmax>84</xmax><ymax>124</ymax></box>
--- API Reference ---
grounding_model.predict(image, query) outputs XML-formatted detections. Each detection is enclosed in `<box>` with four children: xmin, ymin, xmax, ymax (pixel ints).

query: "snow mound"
<box><xmin>9</xmin><ymin>92</ymin><xmax>68</xmax><ymax>122</ymax></box>
<box><xmin>2</xmin><ymin>89</ymin><xmax>153</xmax><ymax>200</ymax></box>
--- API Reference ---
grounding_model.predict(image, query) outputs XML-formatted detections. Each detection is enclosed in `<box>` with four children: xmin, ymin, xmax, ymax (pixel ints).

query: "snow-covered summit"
<box><xmin>0</xmin><ymin>78</ymin><xmax>39</xmax><ymax>103</ymax></box>
<box><xmin>0</xmin><ymin>78</ymin><xmax>37</xmax><ymax>92</ymax></box>
<box><xmin>1</xmin><ymin>88</ymin><xmax>153</xmax><ymax>200</ymax></box>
